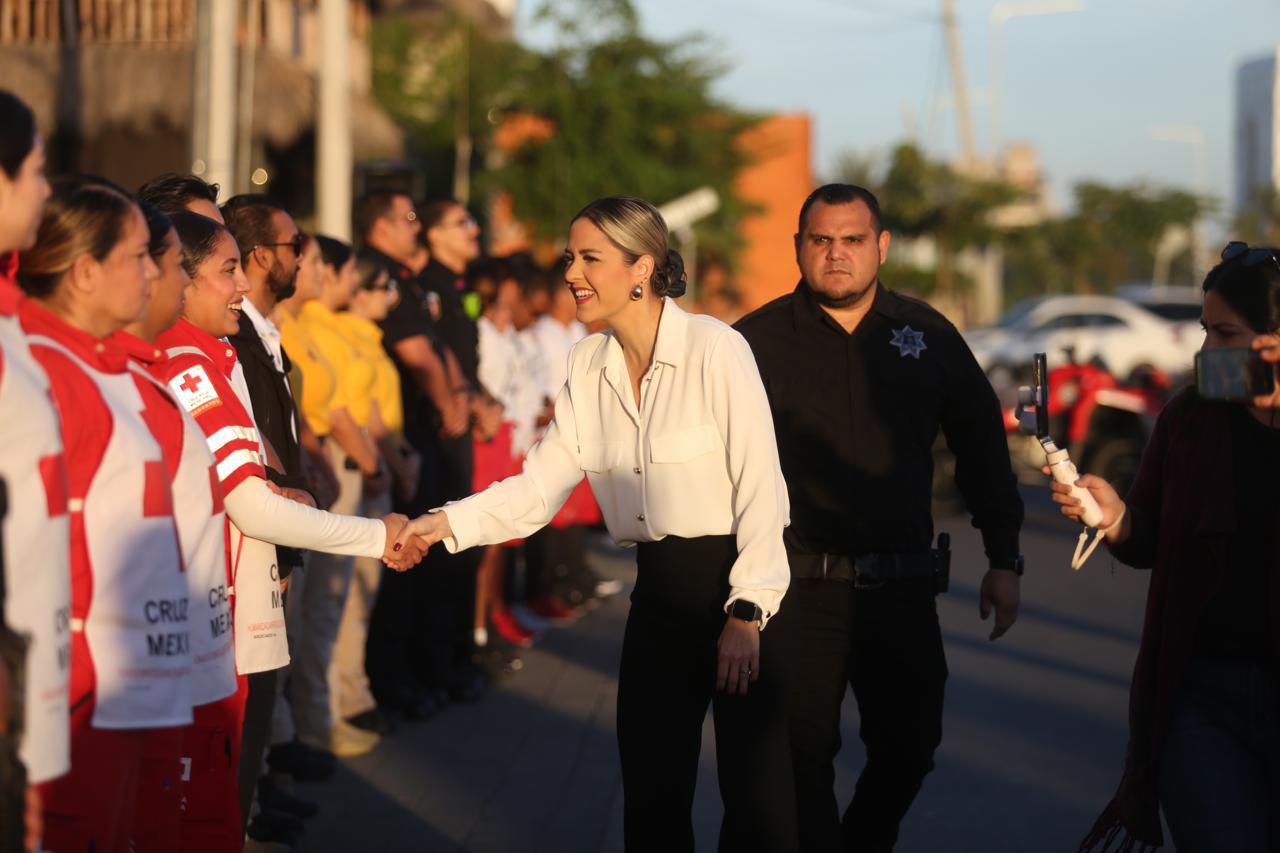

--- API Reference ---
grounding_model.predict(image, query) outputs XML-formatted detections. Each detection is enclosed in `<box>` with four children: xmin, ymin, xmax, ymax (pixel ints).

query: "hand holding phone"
<box><xmin>1195</xmin><ymin>347</ymin><xmax>1277</xmax><ymax>401</ymax></box>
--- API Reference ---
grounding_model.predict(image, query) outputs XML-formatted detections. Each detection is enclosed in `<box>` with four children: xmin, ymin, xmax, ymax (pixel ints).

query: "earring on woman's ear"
<box><xmin>630</xmin><ymin>284</ymin><xmax>644</xmax><ymax>301</ymax></box>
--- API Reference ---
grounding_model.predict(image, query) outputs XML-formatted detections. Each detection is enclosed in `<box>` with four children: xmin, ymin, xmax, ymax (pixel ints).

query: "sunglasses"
<box><xmin>258</xmin><ymin>234</ymin><xmax>304</xmax><ymax>255</ymax></box>
<box><xmin>1221</xmin><ymin>241</ymin><xmax>1280</xmax><ymax>272</ymax></box>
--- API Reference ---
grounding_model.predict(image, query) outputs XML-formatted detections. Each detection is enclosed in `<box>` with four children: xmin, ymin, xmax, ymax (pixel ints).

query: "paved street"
<box><xmin>297</xmin><ymin>486</ymin><xmax>1152</xmax><ymax>853</ymax></box>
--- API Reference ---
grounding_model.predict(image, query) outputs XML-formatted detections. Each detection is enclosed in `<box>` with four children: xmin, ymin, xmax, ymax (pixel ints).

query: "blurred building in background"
<box><xmin>1235</xmin><ymin>46</ymin><xmax>1280</xmax><ymax>213</ymax></box>
<box><xmin>732</xmin><ymin>113</ymin><xmax>813</xmax><ymax>315</ymax></box>
<box><xmin>0</xmin><ymin>0</ymin><xmax>402</xmax><ymax>217</ymax></box>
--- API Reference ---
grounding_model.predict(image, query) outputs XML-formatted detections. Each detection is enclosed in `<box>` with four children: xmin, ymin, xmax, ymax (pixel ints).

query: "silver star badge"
<box><xmin>890</xmin><ymin>325</ymin><xmax>927</xmax><ymax>358</ymax></box>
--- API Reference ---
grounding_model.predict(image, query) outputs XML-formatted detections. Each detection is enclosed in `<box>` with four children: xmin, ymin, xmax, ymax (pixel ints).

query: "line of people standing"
<box><xmin>1</xmin><ymin>85</ymin><xmax>622</xmax><ymax>851</ymax></box>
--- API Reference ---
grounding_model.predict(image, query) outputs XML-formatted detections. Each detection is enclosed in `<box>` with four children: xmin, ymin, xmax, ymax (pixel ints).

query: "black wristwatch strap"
<box><xmin>729</xmin><ymin>599</ymin><xmax>763</xmax><ymax>622</ymax></box>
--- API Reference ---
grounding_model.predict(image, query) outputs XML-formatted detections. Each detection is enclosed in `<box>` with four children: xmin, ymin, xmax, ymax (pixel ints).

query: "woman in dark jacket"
<box><xmin>1052</xmin><ymin>243</ymin><xmax>1280</xmax><ymax>853</ymax></box>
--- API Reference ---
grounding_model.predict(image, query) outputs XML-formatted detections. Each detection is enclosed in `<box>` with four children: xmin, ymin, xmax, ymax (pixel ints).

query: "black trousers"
<box><xmin>367</xmin><ymin>431</ymin><xmax>477</xmax><ymax>705</ymax></box>
<box><xmin>237</xmin><ymin>668</ymin><xmax>277</xmax><ymax>831</ymax></box>
<box><xmin>618</xmin><ymin>535</ymin><xmax>798</xmax><ymax>853</ymax></box>
<box><xmin>767</xmin><ymin>578</ymin><xmax>947</xmax><ymax>853</ymax></box>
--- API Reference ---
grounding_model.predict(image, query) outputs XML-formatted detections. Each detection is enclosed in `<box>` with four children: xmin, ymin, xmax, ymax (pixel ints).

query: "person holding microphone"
<box><xmin>393</xmin><ymin>196</ymin><xmax>797</xmax><ymax>853</ymax></box>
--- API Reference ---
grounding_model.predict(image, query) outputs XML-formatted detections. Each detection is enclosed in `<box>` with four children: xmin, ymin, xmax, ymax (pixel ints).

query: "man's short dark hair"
<box><xmin>220</xmin><ymin>193</ymin><xmax>287</xmax><ymax>262</ymax></box>
<box><xmin>419</xmin><ymin>197</ymin><xmax>463</xmax><ymax>232</ymax></box>
<box><xmin>137</xmin><ymin>173</ymin><xmax>220</xmax><ymax>218</ymax></box>
<box><xmin>354</xmin><ymin>191</ymin><xmax>407</xmax><ymax>245</ymax></box>
<box><xmin>797</xmin><ymin>183</ymin><xmax>883</xmax><ymax>235</ymax></box>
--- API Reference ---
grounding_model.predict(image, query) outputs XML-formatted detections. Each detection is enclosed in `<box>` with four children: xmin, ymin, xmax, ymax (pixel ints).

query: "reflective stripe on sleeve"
<box><xmin>215</xmin><ymin>448</ymin><xmax>263</xmax><ymax>483</ymax></box>
<box><xmin>206</xmin><ymin>424</ymin><xmax>260</xmax><ymax>455</ymax></box>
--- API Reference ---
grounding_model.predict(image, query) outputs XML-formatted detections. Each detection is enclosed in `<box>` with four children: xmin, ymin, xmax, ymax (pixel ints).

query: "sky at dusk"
<box><xmin>518</xmin><ymin>0</ymin><xmax>1280</xmax><ymax>229</ymax></box>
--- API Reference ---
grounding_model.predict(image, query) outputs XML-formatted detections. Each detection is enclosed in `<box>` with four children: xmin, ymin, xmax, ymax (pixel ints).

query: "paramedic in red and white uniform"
<box><xmin>17</xmin><ymin>179</ymin><xmax>195</xmax><ymax>851</ymax></box>
<box><xmin>157</xmin><ymin>211</ymin><xmax>427</xmax><ymax>841</ymax></box>
<box><xmin>0</xmin><ymin>90</ymin><xmax>69</xmax><ymax>852</ymax></box>
<box><xmin>114</xmin><ymin>201</ymin><xmax>240</xmax><ymax>852</ymax></box>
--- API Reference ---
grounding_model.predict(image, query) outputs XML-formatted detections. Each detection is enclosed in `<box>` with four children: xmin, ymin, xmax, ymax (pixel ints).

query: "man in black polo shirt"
<box><xmin>356</xmin><ymin>191</ymin><xmax>488</xmax><ymax>715</ymax></box>
<box><xmin>735</xmin><ymin>184</ymin><xmax>1024</xmax><ymax>853</ymax></box>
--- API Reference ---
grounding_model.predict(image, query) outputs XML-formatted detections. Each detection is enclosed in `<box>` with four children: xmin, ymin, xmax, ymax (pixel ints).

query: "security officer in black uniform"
<box><xmin>735</xmin><ymin>184</ymin><xmax>1024</xmax><ymax>853</ymax></box>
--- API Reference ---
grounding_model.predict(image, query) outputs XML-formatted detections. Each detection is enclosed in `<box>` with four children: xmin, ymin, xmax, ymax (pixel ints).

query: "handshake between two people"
<box><xmin>380</xmin><ymin>511</ymin><xmax>455</xmax><ymax>571</ymax></box>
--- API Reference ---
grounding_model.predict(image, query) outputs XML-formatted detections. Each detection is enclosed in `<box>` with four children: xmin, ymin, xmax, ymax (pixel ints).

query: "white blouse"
<box><xmin>441</xmin><ymin>298</ymin><xmax>791</xmax><ymax>622</ymax></box>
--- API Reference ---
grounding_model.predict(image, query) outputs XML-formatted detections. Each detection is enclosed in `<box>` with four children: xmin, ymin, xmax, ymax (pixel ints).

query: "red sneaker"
<box><xmin>528</xmin><ymin>594</ymin><xmax>580</xmax><ymax>624</ymax></box>
<box><xmin>491</xmin><ymin>607</ymin><xmax>537</xmax><ymax>648</ymax></box>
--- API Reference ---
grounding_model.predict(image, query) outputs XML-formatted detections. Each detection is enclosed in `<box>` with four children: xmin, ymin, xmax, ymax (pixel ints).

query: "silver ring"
<box><xmin>739</xmin><ymin>667</ymin><xmax>751</xmax><ymax>677</ymax></box>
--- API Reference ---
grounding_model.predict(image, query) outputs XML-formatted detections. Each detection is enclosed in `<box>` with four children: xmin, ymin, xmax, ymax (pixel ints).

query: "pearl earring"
<box><xmin>630</xmin><ymin>284</ymin><xmax>644</xmax><ymax>301</ymax></box>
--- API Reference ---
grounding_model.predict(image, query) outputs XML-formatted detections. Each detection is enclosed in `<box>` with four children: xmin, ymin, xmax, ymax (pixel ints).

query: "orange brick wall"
<box><xmin>733</xmin><ymin>114</ymin><xmax>813</xmax><ymax>314</ymax></box>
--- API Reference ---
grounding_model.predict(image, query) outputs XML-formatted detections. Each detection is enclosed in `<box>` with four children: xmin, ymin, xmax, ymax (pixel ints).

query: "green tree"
<box><xmin>372</xmin><ymin>0</ymin><xmax>756</xmax><ymax>261</ymax></box>
<box><xmin>876</xmin><ymin>144</ymin><xmax>1019</xmax><ymax>297</ymax></box>
<box><xmin>1234</xmin><ymin>184</ymin><xmax>1280</xmax><ymax>245</ymax></box>
<box><xmin>483</xmin><ymin>0</ymin><xmax>756</xmax><ymax>257</ymax></box>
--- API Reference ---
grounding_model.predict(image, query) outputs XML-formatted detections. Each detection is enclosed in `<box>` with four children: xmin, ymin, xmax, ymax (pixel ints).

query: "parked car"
<box><xmin>1117</xmin><ymin>283</ymin><xmax>1203</xmax><ymax>364</ymax></box>
<box><xmin>965</xmin><ymin>294</ymin><xmax>1196</xmax><ymax>383</ymax></box>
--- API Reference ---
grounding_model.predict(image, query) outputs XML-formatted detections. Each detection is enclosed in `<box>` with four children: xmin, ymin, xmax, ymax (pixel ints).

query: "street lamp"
<box><xmin>988</xmin><ymin>0</ymin><xmax>1086</xmax><ymax>156</ymax></box>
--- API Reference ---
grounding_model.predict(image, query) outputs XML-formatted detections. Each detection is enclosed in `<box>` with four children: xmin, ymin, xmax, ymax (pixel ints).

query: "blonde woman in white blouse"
<box><xmin>395</xmin><ymin>196</ymin><xmax>797</xmax><ymax>852</ymax></box>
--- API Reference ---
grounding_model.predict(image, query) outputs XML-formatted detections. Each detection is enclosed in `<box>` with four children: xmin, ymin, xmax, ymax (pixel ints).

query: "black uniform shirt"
<box><xmin>735</xmin><ymin>280</ymin><xmax>1023</xmax><ymax>567</ymax></box>
<box><xmin>421</xmin><ymin>258</ymin><xmax>479</xmax><ymax>390</ymax></box>
<box><xmin>365</xmin><ymin>246</ymin><xmax>444</xmax><ymax>446</ymax></box>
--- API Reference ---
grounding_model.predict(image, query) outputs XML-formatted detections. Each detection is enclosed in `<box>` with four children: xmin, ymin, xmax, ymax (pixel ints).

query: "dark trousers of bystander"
<box><xmin>1158</xmin><ymin>655</ymin><xmax>1280</xmax><ymax>853</ymax></box>
<box><xmin>238</xmin><ymin>668</ymin><xmax>278</xmax><ymax>831</ymax></box>
<box><xmin>367</xmin><ymin>431</ymin><xmax>478</xmax><ymax>708</ymax></box>
<box><xmin>766</xmin><ymin>577</ymin><xmax>947</xmax><ymax>853</ymax></box>
<box><xmin>618</xmin><ymin>534</ymin><xmax>798</xmax><ymax>853</ymax></box>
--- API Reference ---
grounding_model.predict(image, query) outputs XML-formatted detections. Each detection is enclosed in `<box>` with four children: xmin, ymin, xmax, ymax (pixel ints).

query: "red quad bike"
<box><xmin>1000</xmin><ymin>354</ymin><xmax>1176</xmax><ymax>497</ymax></box>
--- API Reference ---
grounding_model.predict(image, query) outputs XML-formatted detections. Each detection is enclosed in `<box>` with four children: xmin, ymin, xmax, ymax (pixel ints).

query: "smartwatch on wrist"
<box><xmin>991</xmin><ymin>555</ymin><xmax>1025</xmax><ymax>576</ymax></box>
<box><xmin>729</xmin><ymin>599</ymin><xmax>763</xmax><ymax>623</ymax></box>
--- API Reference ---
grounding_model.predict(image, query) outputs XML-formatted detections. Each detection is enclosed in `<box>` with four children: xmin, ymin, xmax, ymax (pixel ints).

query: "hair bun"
<box><xmin>659</xmin><ymin>248</ymin><xmax>687</xmax><ymax>298</ymax></box>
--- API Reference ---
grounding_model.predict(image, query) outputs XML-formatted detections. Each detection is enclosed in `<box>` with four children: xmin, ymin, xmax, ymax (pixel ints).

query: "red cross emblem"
<box><xmin>178</xmin><ymin>372</ymin><xmax>203</xmax><ymax>394</ymax></box>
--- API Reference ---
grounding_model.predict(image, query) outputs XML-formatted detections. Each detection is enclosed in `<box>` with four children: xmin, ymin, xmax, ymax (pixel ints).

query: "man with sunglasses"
<box><xmin>220</xmin><ymin>193</ymin><xmax>328</xmax><ymax>841</ymax></box>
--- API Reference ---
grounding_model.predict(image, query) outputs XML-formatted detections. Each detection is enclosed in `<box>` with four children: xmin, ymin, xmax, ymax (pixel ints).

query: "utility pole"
<box><xmin>193</xmin><ymin>0</ymin><xmax>238</xmax><ymax>200</ymax></box>
<box><xmin>453</xmin><ymin>21</ymin><xmax>473</xmax><ymax>205</ymax></box>
<box><xmin>236</xmin><ymin>0</ymin><xmax>262</xmax><ymax>195</ymax></box>
<box><xmin>317</xmin><ymin>0</ymin><xmax>353</xmax><ymax>240</ymax></box>
<box><xmin>941</xmin><ymin>0</ymin><xmax>977</xmax><ymax>170</ymax></box>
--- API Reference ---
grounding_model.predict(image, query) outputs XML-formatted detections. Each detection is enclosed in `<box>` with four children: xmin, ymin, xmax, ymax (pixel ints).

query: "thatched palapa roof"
<box><xmin>0</xmin><ymin>43</ymin><xmax>404</xmax><ymax>159</ymax></box>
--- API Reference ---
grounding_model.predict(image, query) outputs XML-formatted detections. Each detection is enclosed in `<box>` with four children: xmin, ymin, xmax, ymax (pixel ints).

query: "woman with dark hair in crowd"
<box><xmin>16</xmin><ymin>177</ymin><xmax>194</xmax><ymax>851</ymax></box>
<box><xmin>395</xmin><ymin>196</ymin><xmax>797</xmax><ymax>852</ymax></box>
<box><xmin>331</xmin><ymin>253</ymin><xmax>419</xmax><ymax>739</ymax></box>
<box><xmin>107</xmin><ymin>201</ymin><xmax>240</xmax><ymax>851</ymax></box>
<box><xmin>1059</xmin><ymin>244</ymin><xmax>1280</xmax><ymax>853</ymax></box>
<box><xmin>279</xmin><ymin>233</ymin><xmax>389</xmax><ymax>756</ymax></box>
<box><xmin>151</xmin><ymin>212</ymin><xmax>423</xmax><ymax>844</ymax></box>
<box><xmin>0</xmin><ymin>88</ymin><xmax>66</xmax><ymax>853</ymax></box>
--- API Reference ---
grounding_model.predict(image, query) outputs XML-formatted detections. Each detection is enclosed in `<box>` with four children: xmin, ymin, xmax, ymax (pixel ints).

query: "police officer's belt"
<box><xmin>788</xmin><ymin>551</ymin><xmax>937</xmax><ymax>585</ymax></box>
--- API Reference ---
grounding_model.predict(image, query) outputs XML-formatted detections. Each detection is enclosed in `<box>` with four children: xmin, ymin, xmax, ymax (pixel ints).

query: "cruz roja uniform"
<box><xmin>113</xmin><ymin>330</ymin><xmax>239</xmax><ymax>852</ymax></box>
<box><xmin>20</xmin><ymin>300</ymin><xmax>195</xmax><ymax>852</ymax></box>
<box><xmin>156</xmin><ymin>317</ymin><xmax>389</xmax><ymax>844</ymax></box>
<box><xmin>736</xmin><ymin>280</ymin><xmax>1024</xmax><ymax>853</ymax></box>
<box><xmin>436</xmin><ymin>298</ymin><xmax>797</xmax><ymax>853</ymax></box>
<box><xmin>0</xmin><ymin>255</ymin><xmax>71</xmax><ymax>790</ymax></box>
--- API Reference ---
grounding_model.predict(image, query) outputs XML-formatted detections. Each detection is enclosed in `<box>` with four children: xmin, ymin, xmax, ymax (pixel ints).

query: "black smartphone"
<box><xmin>1032</xmin><ymin>352</ymin><xmax>1049</xmax><ymax>437</ymax></box>
<box><xmin>1195</xmin><ymin>348</ymin><xmax>1276</xmax><ymax>400</ymax></box>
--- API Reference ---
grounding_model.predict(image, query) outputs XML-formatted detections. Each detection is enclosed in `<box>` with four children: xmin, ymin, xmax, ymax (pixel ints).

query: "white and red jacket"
<box><xmin>114</xmin><ymin>331</ymin><xmax>237</xmax><ymax>706</ymax></box>
<box><xmin>157</xmin><ymin>319</ymin><xmax>287</xmax><ymax>675</ymax></box>
<box><xmin>0</xmin><ymin>255</ymin><xmax>71</xmax><ymax>782</ymax></box>
<box><xmin>155</xmin><ymin>320</ymin><xmax>389</xmax><ymax>676</ymax></box>
<box><xmin>19</xmin><ymin>300</ymin><xmax>193</xmax><ymax>730</ymax></box>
